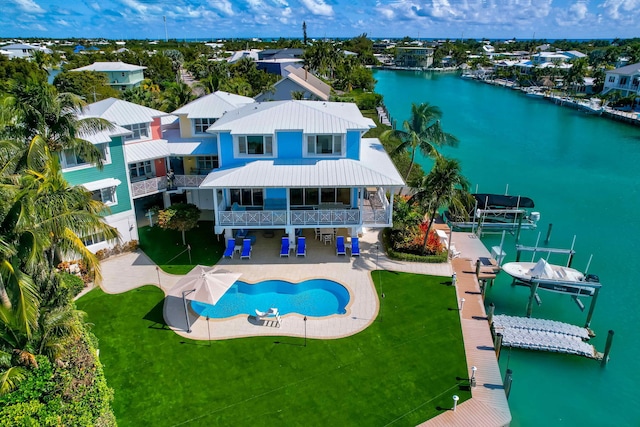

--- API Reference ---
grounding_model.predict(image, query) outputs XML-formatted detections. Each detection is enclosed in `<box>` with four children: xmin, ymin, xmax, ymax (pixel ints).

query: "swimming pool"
<box><xmin>190</xmin><ymin>279</ymin><xmax>350</xmax><ymax>318</ymax></box>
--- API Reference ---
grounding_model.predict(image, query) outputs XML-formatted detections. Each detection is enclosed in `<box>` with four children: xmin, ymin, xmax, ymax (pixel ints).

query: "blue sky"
<box><xmin>1</xmin><ymin>0</ymin><xmax>638</xmax><ymax>40</ymax></box>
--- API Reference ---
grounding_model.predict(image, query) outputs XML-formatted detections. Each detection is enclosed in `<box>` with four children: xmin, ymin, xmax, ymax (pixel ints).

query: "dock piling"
<box><xmin>526</xmin><ymin>282</ymin><xmax>540</xmax><ymax>317</ymax></box>
<box><xmin>601</xmin><ymin>330</ymin><xmax>614</xmax><ymax>367</ymax></box>
<box><xmin>494</xmin><ymin>332</ymin><xmax>503</xmax><ymax>360</ymax></box>
<box><xmin>488</xmin><ymin>302</ymin><xmax>495</xmax><ymax>324</ymax></box>
<box><xmin>585</xmin><ymin>287</ymin><xmax>600</xmax><ymax>328</ymax></box>
<box><xmin>544</xmin><ymin>223</ymin><xmax>553</xmax><ymax>244</ymax></box>
<box><xmin>503</xmin><ymin>369</ymin><xmax>513</xmax><ymax>400</ymax></box>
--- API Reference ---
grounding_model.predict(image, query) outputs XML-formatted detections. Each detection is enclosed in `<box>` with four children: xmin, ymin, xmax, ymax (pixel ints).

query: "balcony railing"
<box><xmin>130</xmin><ymin>175</ymin><xmax>207</xmax><ymax>198</ymax></box>
<box><xmin>218</xmin><ymin>207</ymin><xmax>390</xmax><ymax>227</ymax></box>
<box><xmin>131</xmin><ymin>176</ymin><xmax>166</xmax><ymax>198</ymax></box>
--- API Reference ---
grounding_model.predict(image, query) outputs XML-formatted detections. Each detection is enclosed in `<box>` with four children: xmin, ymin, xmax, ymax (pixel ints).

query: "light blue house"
<box><xmin>60</xmin><ymin>124</ymin><xmax>138</xmax><ymax>251</ymax></box>
<box><xmin>70</xmin><ymin>61</ymin><xmax>146</xmax><ymax>91</ymax></box>
<box><xmin>199</xmin><ymin>100</ymin><xmax>405</xmax><ymax>242</ymax></box>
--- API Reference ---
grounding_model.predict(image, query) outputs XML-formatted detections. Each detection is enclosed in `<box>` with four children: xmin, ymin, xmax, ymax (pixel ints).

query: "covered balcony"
<box><xmin>215</xmin><ymin>187</ymin><xmax>392</xmax><ymax>229</ymax></box>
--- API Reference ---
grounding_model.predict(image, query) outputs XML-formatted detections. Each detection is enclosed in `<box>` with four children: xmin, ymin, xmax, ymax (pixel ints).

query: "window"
<box><xmin>193</xmin><ymin>118</ymin><xmax>216</xmax><ymax>134</ymax></box>
<box><xmin>91</xmin><ymin>186</ymin><xmax>117</xmax><ymax>206</ymax></box>
<box><xmin>83</xmin><ymin>233</ymin><xmax>107</xmax><ymax>247</ymax></box>
<box><xmin>238</xmin><ymin>135</ymin><xmax>273</xmax><ymax>156</ymax></box>
<box><xmin>620</xmin><ymin>77</ymin><xmax>628</xmax><ymax>86</ymax></box>
<box><xmin>608</xmin><ymin>76</ymin><xmax>615</xmax><ymax>83</ymax></box>
<box><xmin>230</xmin><ymin>188</ymin><xmax>263</xmax><ymax>206</ymax></box>
<box><xmin>123</xmin><ymin>123</ymin><xmax>150</xmax><ymax>141</ymax></box>
<box><xmin>129</xmin><ymin>161</ymin><xmax>152</xmax><ymax>179</ymax></box>
<box><xmin>196</xmin><ymin>156</ymin><xmax>218</xmax><ymax>172</ymax></box>
<box><xmin>290</xmin><ymin>188</ymin><xmax>350</xmax><ymax>206</ymax></box>
<box><xmin>307</xmin><ymin>135</ymin><xmax>343</xmax><ymax>155</ymax></box>
<box><xmin>60</xmin><ymin>143</ymin><xmax>108</xmax><ymax>169</ymax></box>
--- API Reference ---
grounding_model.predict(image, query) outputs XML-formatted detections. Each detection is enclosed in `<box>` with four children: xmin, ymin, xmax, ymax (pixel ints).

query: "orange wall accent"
<box><xmin>151</xmin><ymin>117</ymin><xmax>162</xmax><ymax>140</ymax></box>
<box><xmin>154</xmin><ymin>158</ymin><xmax>166</xmax><ymax>177</ymax></box>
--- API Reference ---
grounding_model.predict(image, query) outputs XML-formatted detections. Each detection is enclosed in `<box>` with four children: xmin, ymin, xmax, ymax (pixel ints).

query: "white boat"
<box><xmin>502</xmin><ymin>258</ymin><xmax>600</xmax><ymax>296</ymax></box>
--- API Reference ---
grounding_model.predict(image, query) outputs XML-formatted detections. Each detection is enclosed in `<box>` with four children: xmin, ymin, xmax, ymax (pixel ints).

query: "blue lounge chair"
<box><xmin>336</xmin><ymin>236</ymin><xmax>346</xmax><ymax>256</ymax></box>
<box><xmin>296</xmin><ymin>236</ymin><xmax>306</xmax><ymax>257</ymax></box>
<box><xmin>280</xmin><ymin>237</ymin><xmax>290</xmax><ymax>257</ymax></box>
<box><xmin>223</xmin><ymin>239</ymin><xmax>235</xmax><ymax>258</ymax></box>
<box><xmin>240</xmin><ymin>238</ymin><xmax>252</xmax><ymax>259</ymax></box>
<box><xmin>351</xmin><ymin>237</ymin><xmax>360</xmax><ymax>257</ymax></box>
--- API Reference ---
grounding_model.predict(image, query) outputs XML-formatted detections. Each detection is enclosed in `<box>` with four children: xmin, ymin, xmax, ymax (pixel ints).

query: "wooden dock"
<box><xmin>422</xmin><ymin>231</ymin><xmax>511</xmax><ymax>427</ymax></box>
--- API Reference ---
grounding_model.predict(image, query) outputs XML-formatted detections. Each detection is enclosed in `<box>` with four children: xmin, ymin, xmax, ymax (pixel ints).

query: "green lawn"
<box><xmin>77</xmin><ymin>271</ymin><xmax>470</xmax><ymax>426</ymax></box>
<box><xmin>138</xmin><ymin>221</ymin><xmax>225</xmax><ymax>275</ymax></box>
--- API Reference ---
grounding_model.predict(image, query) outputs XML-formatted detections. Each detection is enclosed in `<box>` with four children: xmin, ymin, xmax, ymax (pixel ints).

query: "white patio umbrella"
<box><xmin>168</xmin><ymin>265</ymin><xmax>242</xmax><ymax>332</ymax></box>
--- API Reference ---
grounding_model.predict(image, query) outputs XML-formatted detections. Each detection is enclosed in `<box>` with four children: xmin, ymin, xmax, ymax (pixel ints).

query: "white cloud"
<box><xmin>13</xmin><ymin>0</ymin><xmax>45</xmax><ymax>14</ymax></box>
<box><xmin>599</xmin><ymin>0</ymin><xmax>640</xmax><ymax>20</ymax></box>
<box><xmin>207</xmin><ymin>0</ymin><xmax>235</xmax><ymax>16</ymax></box>
<box><xmin>300</xmin><ymin>0</ymin><xmax>334</xmax><ymax>16</ymax></box>
<box><xmin>56</xmin><ymin>19</ymin><xmax>71</xmax><ymax>27</ymax></box>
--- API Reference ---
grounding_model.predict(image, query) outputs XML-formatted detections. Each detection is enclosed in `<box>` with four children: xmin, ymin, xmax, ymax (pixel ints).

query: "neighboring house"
<box><xmin>258</xmin><ymin>48</ymin><xmax>304</xmax><ymax>61</ymax></box>
<box><xmin>226</xmin><ymin>49</ymin><xmax>260</xmax><ymax>64</ymax></box>
<box><xmin>395</xmin><ymin>47</ymin><xmax>434</xmax><ymax>68</ymax></box>
<box><xmin>200</xmin><ymin>100</ymin><xmax>405</xmax><ymax>242</ymax></box>
<box><xmin>169</xmin><ymin>91</ymin><xmax>255</xmax><ymax>178</ymax></box>
<box><xmin>531</xmin><ymin>52</ymin><xmax>570</xmax><ymax>65</ymax></box>
<box><xmin>255</xmin><ymin>65</ymin><xmax>331</xmax><ymax>102</ymax></box>
<box><xmin>256</xmin><ymin>58</ymin><xmax>305</xmax><ymax>76</ymax></box>
<box><xmin>602</xmin><ymin>62</ymin><xmax>640</xmax><ymax>96</ymax></box>
<box><xmin>61</xmin><ymin>124</ymin><xmax>137</xmax><ymax>252</ymax></box>
<box><xmin>81</xmin><ymin>98</ymin><xmax>175</xmax><ymax>215</ymax></box>
<box><xmin>0</xmin><ymin>43</ymin><xmax>52</xmax><ymax>59</ymax></box>
<box><xmin>70</xmin><ymin>61</ymin><xmax>146</xmax><ymax>91</ymax></box>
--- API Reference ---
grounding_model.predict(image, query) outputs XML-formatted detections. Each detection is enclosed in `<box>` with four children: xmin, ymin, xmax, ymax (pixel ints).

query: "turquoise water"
<box><xmin>374</xmin><ymin>69</ymin><xmax>640</xmax><ymax>426</ymax></box>
<box><xmin>190</xmin><ymin>279</ymin><xmax>350</xmax><ymax>318</ymax></box>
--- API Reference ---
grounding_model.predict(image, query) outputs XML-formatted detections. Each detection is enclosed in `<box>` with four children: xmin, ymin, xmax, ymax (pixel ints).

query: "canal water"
<box><xmin>374</xmin><ymin>69</ymin><xmax>640</xmax><ymax>426</ymax></box>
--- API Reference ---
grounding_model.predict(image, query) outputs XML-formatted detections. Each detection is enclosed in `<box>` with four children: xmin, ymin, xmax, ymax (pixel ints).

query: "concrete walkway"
<box><xmin>96</xmin><ymin>228</ymin><xmax>451</xmax><ymax>341</ymax></box>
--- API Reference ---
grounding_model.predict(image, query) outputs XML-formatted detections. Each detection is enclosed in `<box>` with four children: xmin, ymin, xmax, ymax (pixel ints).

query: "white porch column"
<box><xmin>388</xmin><ymin>189</ymin><xmax>395</xmax><ymax>226</ymax></box>
<box><xmin>162</xmin><ymin>192</ymin><xmax>171</xmax><ymax>208</ymax></box>
<box><xmin>223</xmin><ymin>228</ymin><xmax>234</xmax><ymax>246</ymax></box>
<box><xmin>186</xmin><ymin>190</ymin><xmax>193</xmax><ymax>204</ymax></box>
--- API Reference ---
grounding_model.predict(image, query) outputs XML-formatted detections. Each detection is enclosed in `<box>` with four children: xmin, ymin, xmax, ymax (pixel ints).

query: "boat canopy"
<box><xmin>474</xmin><ymin>193</ymin><xmax>535</xmax><ymax>209</ymax></box>
<box><xmin>529</xmin><ymin>259</ymin><xmax>555</xmax><ymax>279</ymax></box>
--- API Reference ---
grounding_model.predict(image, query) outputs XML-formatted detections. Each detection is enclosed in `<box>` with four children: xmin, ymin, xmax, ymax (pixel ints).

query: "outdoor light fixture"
<box><xmin>459</xmin><ymin>298</ymin><xmax>465</xmax><ymax>312</ymax></box>
<box><xmin>470</xmin><ymin>366</ymin><xmax>477</xmax><ymax>387</ymax></box>
<box><xmin>452</xmin><ymin>395</ymin><xmax>459</xmax><ymax>411</ymax></box>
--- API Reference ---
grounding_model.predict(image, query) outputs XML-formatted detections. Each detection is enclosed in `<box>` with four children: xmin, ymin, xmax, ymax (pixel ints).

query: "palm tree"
<box><xmin>161</xmin><ymin>82</ymin><xmax>195</xmax><ymax>112</ymax></box>
<box><xmin>383</xmin><ymin>102</ymin><xmax>458</xmax><ymax>181</ymax></box>
<box><xmin>2</xmin><ymin>80</ymin><xmax>113</xmax><ymax>168</ymax></box>
<box><xmin>410</xmin><ymin>157</ymin><xmax>470</xmax><ymax>254</ymax></box>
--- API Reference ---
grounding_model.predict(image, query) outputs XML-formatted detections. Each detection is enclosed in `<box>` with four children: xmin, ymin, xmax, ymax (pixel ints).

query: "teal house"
<box><xmin>61</xmin><ymin>124</ymin><xmax>138</xmax><ymax>251</ymax></box>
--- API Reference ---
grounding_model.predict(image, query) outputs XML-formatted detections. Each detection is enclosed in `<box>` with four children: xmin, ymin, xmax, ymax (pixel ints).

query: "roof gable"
<box><xmin>171</xmin><ymin>91</ymin><xmax>255</xmax><ymax>119</ymax></box>
<box><xmin>82</xmin><ymin>98</ymin><xmax>170</xmax><ymax>126</ymax></box>
<box><xmin>608</xmin><ymin>62</ymin><xmax>640</xmax><ymax>75</ymax></box>
<box><xmin>207</xmin><ymin>100</ymin><xmax>374</xmax><ymax>135</ymax></box>
<box><xmin>71</xmin><ymin>61</ymin><xmax>146</xmax><ymax>72</ymax></box>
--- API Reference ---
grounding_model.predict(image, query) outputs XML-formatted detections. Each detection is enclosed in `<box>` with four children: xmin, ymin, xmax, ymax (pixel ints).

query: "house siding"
<box><xmin>62</xmin><ymin>136</ymin><xmax>132</xmax><ymax>215</ymax></box>
<box><xmin>218</xmin><ymin>133</ymin><xmax>235</xmax><ymax>167</ymax></box>
<box><xmin>179</xmin><ymin>115</ymin><xmax>193</xmax><ymax>138</ymax></box>
<box><xmin>277</xmin><ymin>131</ymin><xmax>303</xmax><ymax>158</ymax></box>
<box><xmin>346</xmin><ymin>130</ymin><xmax>360</xmax><ymax>160</ymax></box>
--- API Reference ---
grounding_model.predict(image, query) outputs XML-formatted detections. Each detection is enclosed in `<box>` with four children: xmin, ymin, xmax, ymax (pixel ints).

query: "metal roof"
<box><xmin>124</xmin><ymin>139</ymin><xmax>170</xmax><ymax>163</ymax></box>
<box><xmin>171</xmin><ymin>91</ymin><xmax>254</xmax><ymax>119</ymax></box>
<box><xmin>80</xmin><ymin>124</ymin><xmax>131</xmax><ymax>145</ymax></box>
<box><xmin>82</xmin><ymin>178</ymin><xmax>121</xmax><ymax>191</ymax></box>
<box><xmin>282</xmin><ymin>65</ymin><xmax>331</xmax><ymax>101</ymax></box>
<box><xmin>200</xmin><ymin>138</ymin><xmax>404</xmax><ymax>189</ymax></box>
<box><xmin>207</xmin><ymin>100</ymin><xmax>375</xmax><ymax>135</ymax></box>
<box><xmin>169</xmin><ymin>140</ymin><xmax>217</xmax><ymax>156</ymax></box>
<box><xmin>83</xmin><ymin>98</ymin><xmax>173</xmax><ymax>126</ymax></box>
<box><xmin>607</xmin><ymin>62</ymin><xmax>640</xmax><ymax>75</ymax></box>
<box><xmin>71</xmin><ymin>61</ymin><xmax>146</xmax><ymax>72</ymax></box>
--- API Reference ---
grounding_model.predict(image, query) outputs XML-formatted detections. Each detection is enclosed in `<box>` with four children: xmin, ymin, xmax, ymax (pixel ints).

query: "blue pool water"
<box><xmin>190</xmin><ymin>279</ymin><xmax>350</xmax><ymax>318</ymax></box>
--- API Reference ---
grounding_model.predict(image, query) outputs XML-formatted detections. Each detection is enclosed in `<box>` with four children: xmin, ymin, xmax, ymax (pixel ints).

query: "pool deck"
<box><xmin>95</xmin><ymin>226</ymin><xmax>511</xmax><ymax>426</ymax></box>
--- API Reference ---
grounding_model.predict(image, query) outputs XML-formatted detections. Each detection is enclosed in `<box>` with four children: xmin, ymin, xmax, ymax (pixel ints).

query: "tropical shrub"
<box><xmin>0</xmin><ymin>332</ymin><xmax>115</xmax><ymax>426</ymax></box>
